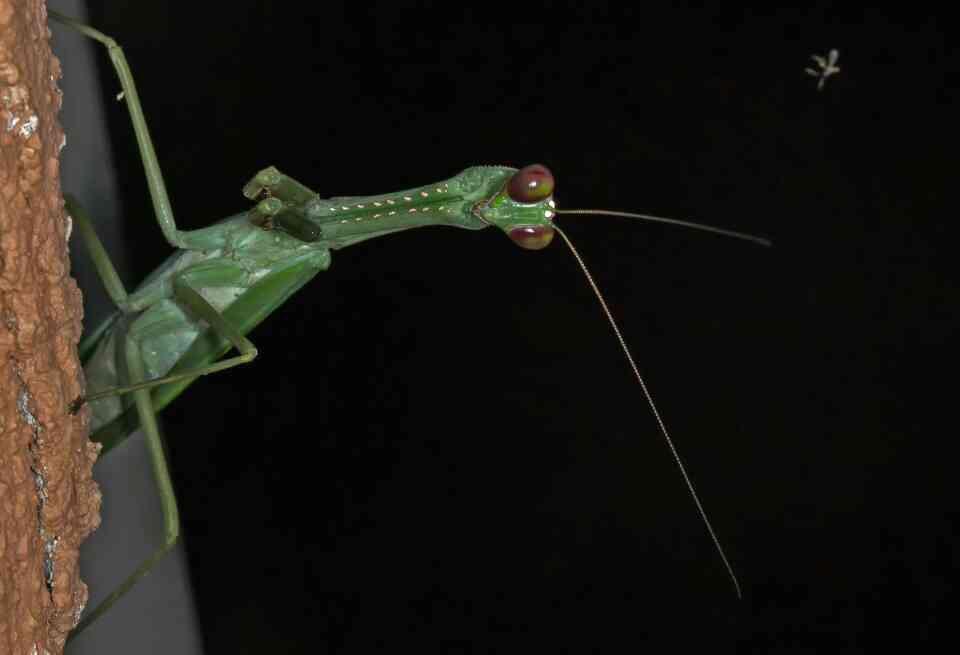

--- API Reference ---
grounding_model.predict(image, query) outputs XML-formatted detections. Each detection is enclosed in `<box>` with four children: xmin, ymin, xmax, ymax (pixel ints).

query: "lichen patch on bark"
<box><xmin>0</xmin><ymin>1</ymin><xmax>101</xmax><ymax>653</ymax></box>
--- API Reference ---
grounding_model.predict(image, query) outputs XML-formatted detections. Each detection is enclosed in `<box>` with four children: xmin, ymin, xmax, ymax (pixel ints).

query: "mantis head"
<box><xmin>472</xmin><ymin>164</ymin><xmax>557</xmax><ymax>250</ymax></box>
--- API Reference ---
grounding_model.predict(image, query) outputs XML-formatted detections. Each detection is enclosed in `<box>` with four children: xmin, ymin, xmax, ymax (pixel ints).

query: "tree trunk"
<box><xmin>0</xmin><ymin>1</ymin><xmax>100</xmax><ymax>652</ymax></box>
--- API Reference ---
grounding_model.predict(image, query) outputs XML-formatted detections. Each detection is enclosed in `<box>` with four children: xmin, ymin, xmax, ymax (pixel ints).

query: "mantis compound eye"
<box><xmin>507</xmin><ymin>164</ymin><xmax>554</xmax><ymax>203</ymax></box>
<box><xmin>508</xmin><ymin>225</ymin><xmax>554</xmax><ymax>250</ymax></box>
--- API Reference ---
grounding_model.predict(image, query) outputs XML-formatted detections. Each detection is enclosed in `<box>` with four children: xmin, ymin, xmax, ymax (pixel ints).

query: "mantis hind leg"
<box><xmin>49</xmin><ymin>11</ymin><xmax>184</xmax><ymax>248</ymax></box>
<box><xmin>70</xmin><ymin>333</ymin><xmax>181</xmax><ymax>638</ymax></box>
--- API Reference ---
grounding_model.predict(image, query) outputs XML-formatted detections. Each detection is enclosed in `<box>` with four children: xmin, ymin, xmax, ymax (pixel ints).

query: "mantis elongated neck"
<box><xmin>305</xmin><ymin>167</ymin><xmax>515</xmax><ymax>249</ymax></box>
<box><xmin>312</xmin><ymin>188</ymin><xmax>479</xmax><ymax>249</ymax></box>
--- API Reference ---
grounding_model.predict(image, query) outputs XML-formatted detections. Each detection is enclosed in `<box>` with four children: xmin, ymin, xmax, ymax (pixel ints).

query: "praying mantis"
<box><xmin>51</xmin><ymin>7</ymin><xmax>771</xmax><ymax>644</ymax></box>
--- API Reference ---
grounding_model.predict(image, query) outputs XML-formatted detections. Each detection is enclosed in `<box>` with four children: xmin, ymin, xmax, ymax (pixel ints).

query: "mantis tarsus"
<box><xmin>50</xmin><ymin>10</ymin><xmax>770</xmax><ymax>640</ymax></box>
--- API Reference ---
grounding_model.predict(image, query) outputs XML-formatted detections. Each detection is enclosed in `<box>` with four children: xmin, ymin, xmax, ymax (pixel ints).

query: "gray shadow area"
<box><xmin>50</xmin><ymin>1</ymin><xmax>203</xmax><ymax>652</ymax></box>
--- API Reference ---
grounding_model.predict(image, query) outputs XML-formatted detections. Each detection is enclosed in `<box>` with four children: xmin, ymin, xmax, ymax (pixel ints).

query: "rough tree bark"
<box><xmin>0</xmin><ymin>1</ymin><xmax>100</xmax><ymax>653</ymax></box>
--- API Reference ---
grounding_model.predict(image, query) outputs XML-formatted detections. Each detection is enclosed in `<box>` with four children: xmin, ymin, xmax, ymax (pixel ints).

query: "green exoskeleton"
<box><xmin>51</xmin><ymin>11</ymin><xmax>769</xmax><ymax>639</ymax></box>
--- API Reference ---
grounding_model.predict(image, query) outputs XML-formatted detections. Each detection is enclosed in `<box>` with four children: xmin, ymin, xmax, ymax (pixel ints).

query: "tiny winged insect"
<box><xmin>806</xmin><ymin>49</ymin><xmax>841</xmax><ymax>90</ymax></box>
<box><xmin>51</xmin><ymin>10</ymin><xmax>771</xmax><ymax>642</ymax></box>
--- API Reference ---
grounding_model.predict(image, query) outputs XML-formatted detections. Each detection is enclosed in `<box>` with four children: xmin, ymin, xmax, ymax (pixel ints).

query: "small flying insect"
<box><xmin>806</xmin><ymin>49</ymin><xmax>840</xmax><ymax>91</ymax></box>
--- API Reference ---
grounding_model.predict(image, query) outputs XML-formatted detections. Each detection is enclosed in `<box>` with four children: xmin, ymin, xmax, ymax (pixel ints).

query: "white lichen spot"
<box><xmin>44</xmin><ymin>536</ymin><xmax>60</xmax><ymax>590</ymax></box>
<box><xmin>18</xmin><ymin>385</ymin><xmax>59</xmax><ymax>593</ymax></box>
<box><xmin>18</xmin><ymin>389</ymin><xmax>41</xmax><ymax>430</ymax></box>
<box><xmin>18</xmin><ymin>115</ymin><xmax>38</xmax><ymax>138</ymax></box>
<box><xmin>5</xmin><ymin>114</ymin><xmax>18</xmax><ymax>132</ymax></box>
<box><xmin>73</xmin><ymin>595</ymin><xmax>87</xmax><ymax>628</ymax></box>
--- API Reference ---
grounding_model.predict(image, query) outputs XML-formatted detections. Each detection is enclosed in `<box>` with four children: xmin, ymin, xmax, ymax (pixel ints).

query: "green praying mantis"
<box><xmin>49</xmin><ymin>10</ymin><xmax>771</xmax><ymax>640</ymax></box>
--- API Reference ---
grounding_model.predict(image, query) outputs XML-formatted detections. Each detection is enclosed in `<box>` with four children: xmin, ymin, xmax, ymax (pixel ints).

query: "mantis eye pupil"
<box><xmin>508</xmin><ymin>225</ymin><xmax>555</xmax><ymax>250</ymax></box>
<box><xmin>507</xmin><ymin>164</ymin><xmax>555</xmax><ymax>203</ymax></box>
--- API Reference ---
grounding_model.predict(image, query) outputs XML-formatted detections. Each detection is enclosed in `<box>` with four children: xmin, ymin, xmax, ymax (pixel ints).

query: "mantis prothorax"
<box><xmin>50</xmin><ymin>10</ymin><xmax>769</xmax><ymax>639</ymax></box>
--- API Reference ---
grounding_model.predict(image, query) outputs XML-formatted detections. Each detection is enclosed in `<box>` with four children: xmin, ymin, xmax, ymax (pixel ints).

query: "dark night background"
<box><xmin>57</xmin><ymin>3</ymin><xmax>953</xmax><ymax>653</ymax></box>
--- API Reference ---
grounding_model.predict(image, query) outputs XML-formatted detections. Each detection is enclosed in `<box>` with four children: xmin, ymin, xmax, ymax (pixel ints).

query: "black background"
<box><xmin>69</xmin><ymin>3</ymin><xmax>953</xmax><ymax>652</ymax></box>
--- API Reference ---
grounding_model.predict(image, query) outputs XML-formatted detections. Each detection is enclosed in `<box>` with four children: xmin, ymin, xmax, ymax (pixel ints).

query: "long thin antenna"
<box><xmin>554</xmin><ymin>225</ymin><xmax>743</xmax><ymax>599</ymax></box>
<box><xmin>557</xmin><ymin>209</ymin><xmax>771</xmax><ymax>247</ymax></box>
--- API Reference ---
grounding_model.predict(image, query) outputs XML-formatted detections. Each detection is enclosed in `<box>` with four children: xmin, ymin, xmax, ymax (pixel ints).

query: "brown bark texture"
<box><xmin>0</xmin><ymin>1</ymin><xmax>101</xmax><ymax>653</ymax></box>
